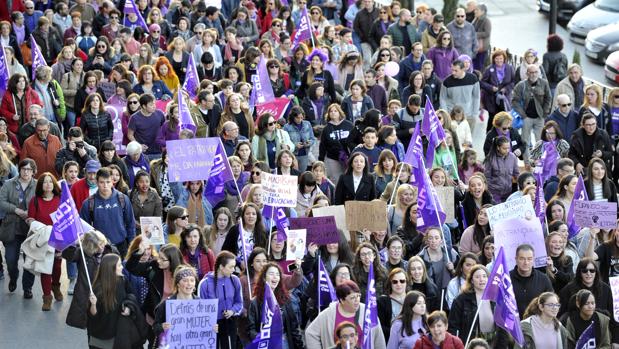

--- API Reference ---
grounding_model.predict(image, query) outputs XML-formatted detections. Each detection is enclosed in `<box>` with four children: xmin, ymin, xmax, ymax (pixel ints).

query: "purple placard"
<box><xmin>166</xmin><ymin>138</ymin><xmax>222</xmax><ymax>182</ymax></box>
<box><xmin>289</xmin><ymin>216</ymin><xmax>339</xmax><ymax>245</ymax></box>
<box><xmin>574</xmin><ymin>200</ymin><xmax>618</xmax><ymax>230</ymax></box>
<box><xmin>493</xmin><ymin>217</ymin><xmax>547</xmax><ymax>271</ymax></box>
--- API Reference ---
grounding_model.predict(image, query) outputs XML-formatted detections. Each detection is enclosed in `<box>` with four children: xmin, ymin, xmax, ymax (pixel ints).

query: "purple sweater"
<box><xmin>156</xmin><ymin>121</ymin><xmax>180</xmax><ymax>148</ymax></box>
<box><xmin>426</xmin><ymin>47</ymin><xmax>460</xmax><ymax>80</ymax></box>
<box><xmin>198</xmin><ymin>272</ymin><xmax>244</xmax><ymax>320</ymax></box>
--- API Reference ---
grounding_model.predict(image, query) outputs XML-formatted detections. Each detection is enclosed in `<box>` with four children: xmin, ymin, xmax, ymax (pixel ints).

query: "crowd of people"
<box><xmin>0</xmin><ymin>0</ymin><xmax>618</xmax><ymax>348</ymax></box>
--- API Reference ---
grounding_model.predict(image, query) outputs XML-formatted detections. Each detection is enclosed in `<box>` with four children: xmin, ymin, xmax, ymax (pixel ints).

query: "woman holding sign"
<box><xmin>221</xmin><ymin>203</ymin><xmax>268</xmax><ymax>257</ymax></box>
<box><xmin>584</xmin><ymin>158</ymin><xmax>617</xmax><ymax>203</ymax></box>
<box><xmin>199</xmin><ymin>251</ymin><xmax>245</xmax><ymax>349</ymax></box>
<box><xmin>248</xmin><ymin>262</ymin><xmax>305</xmax><ymax>349</ymax></box>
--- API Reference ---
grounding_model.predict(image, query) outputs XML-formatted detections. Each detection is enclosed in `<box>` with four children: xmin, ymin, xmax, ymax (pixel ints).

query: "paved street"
<box><xmin>0</xmin><ymin>1</ymin><xmax>611</xmax><ymax>348</ymax></box>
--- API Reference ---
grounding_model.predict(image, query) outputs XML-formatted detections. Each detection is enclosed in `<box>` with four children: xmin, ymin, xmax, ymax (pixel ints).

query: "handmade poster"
<box><xmin>289</xmin><ymin>216</ymin><xmax>339</xmax><ymax>245</ymax></box>
<box><xmin>573</xmin><ymin>201</ymin><xmax>618</xmax><ymax>230</ymax></box>
<box><xmin>312</xmin><ymin>205</ymin><xmax>348</xmax><ymax>241</ymax></box>
<box><xmin>493</xmin><ymin>217</ymin><xmax>547</xmax><ymax>270</ymax></box>
<box><xmin>261</xmin><ymin>172</ymin><xmax>297</xmax><ymax>207</ymax></box>
<box><xmin>435</xmin><ymin>186</ymin><xmax>455</xmax><ymax>221</ymax></box>
<box><xmin>165</xmin><ymin>299</ymin><xmax>218</xmax><ymax>349</ymax></box>
<box><xmin>609</xmin><ymin>276</ymin><xmax>619</xmax><ymax>322</ymax></box>
<box><xmin>486</xmin><ymin>196</ymin><xmax>535</xmax><ymax>230</ymax></box>
<box><xmin>104</xmin><ymin>104</ymin><xmax>126</xmax><ymax>155</ymax></box>
<box><xmin>286</xmin><ymin>229</ymin><xmax>307</xmax><ymax>261</ymax></box>
<box><xmin>166</xmin><ymin>138</ymin><xmax>223</xmax><ymax>182</ymax></box>
<box><xmin>140</xmin><ymin>217</ymin><xmax>164</xmax><ymax>245</ymax></box>
<box><xmin>345</xmin><ymin>201</ymin><xmax>388</xmax><ymax>232</ymax></box>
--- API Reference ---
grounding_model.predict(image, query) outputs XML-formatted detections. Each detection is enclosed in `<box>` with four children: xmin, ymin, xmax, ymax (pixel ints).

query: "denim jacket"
<box><xmin>283</xmin><ymin>120</ymin><xmax>316</xmax><ymax>157</ymax></box>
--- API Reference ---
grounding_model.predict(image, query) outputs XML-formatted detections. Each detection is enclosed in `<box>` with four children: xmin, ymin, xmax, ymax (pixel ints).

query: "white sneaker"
<box><xmin>68</xmin><ymin>278</ymin><xmax>76</xmax><ymax>295</ymax></box>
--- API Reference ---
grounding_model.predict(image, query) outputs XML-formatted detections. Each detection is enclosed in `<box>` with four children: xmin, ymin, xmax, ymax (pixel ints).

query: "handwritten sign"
<box><xmin>261</xmin><ymin>172</ymin><xmax>298</xmax><ymax>207</ymax></box>
<box><xmin>140</xmin><ymin>217</ymin><xmax>164</xmax><ymax>245</ymax></box>
<box><xmin>493</xmin><ymin>217</ymin><xmax>547</xmax><ymax>270</ymax></box>
<box><xmin>166</xmin><ymin>138</ymin><xmax>222</xmax><ymax>182</ymax></box>
<box><xmin>574</xmin><ymin>201</ymin><xmax>618</xmax><ymax>230</ymax></box>
<box><xmin>289</xmin><ymin>216</ymin><xmax>339</xmax><ymax>245</ymax></box>
<box><xmin>286</xmin><ymin>229</ymin><xmax>307</xmax><ymax>260</ymax></box>
<box><xmin>165</xmin><ymin>299</ymin><xmax>218</xmax><ymax>349</ymax></box>
<box><xmin>486</xmin><ymin>196</ymin><xmax>535</xmax><ymax>230</ymax></box>
<box><xmin>435</xmin><ymin>186</ymin><xmax>455</xmax><ymax>222</ymax></box>
<box><xmin>609</xmin><ymin>276</ymin><xmax>619</xmax><ymax>322</ymax></box>
<box><xmin>312</xmin><ymin>205</ymin><xmax>348</xmax><ymax>241</ymax></box>
<box><xmin>345</xmin><ymin>200</ymin><xmax>387</xmax><ymax>232</ymax></box>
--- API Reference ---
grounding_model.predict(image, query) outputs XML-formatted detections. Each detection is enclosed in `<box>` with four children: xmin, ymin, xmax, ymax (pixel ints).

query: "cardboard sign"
<box><xmin>493</xmin><ymin>217</ymin><xmax>547</xmax><ymax>270</ymax></box>
<box><xmin>140</xmin><ymin>217</ymin><xmax>164</xmax><ymax>245</ymax></box>
<box><xmin>573</xmin><ymin>201</ymin><xmax>618</xmax><ymax>230</ymax></box>
<box><xmin>609</xmin><ymin>276</ymin><xmax>619</xmax><ymax>322</ymax></box>
<box><xmin>165</xmin><ymin>299</ymin><xmax>218</xmax><ymax>348</ymax></box>
<box><xmin>435</xmin><ymin>186</ymin><xmax>455</xmax><ymax>222</ymax></box>
<box><xmin>486</xmin><ymin>196</ymin><xmax>535</xmax><ymax>230</ymax></box>
<box><xmin>345</xmin><ymin>201</ymin><xmax>388</xmax><ymax>232</ymax></box>
<box><xmin>289</xmin><ymin>216</ymin><xmax>339</xmax><ymax>245</ymax></box>
<box><xmin>286</xmin><ymin>229</ymin><xmax>307</xmax><ymax>261</ymax></box>
<box><xmin>166</xmin><ymin>138</ymin><xmax>223</xmax><ymax>182</ymax></box>
<box><xmin>261</xmin><ymin>172</ymin><xmax>298</xmax><ymax>208</ymax></box>
<box><xmin>312</xmin><ymin>205</ymin><xmax>348</xmax><ymax>241</ymax></box>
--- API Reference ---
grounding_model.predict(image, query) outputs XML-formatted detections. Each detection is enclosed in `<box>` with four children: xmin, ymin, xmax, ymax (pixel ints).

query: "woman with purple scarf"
<box><xmin>480</xmin><ymin>50</ymin><xmax>516</xmax><ymax>130</ymax></box>
<box><xmin>483</xmin><ymin>111</ymin><xmax>526</xmax><ymax>160</ymax></box>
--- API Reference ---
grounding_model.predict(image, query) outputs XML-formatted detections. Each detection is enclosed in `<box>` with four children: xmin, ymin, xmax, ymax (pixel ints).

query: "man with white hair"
<box><xmin>23</xmin><ymin>1</ymin><xmax>43</xmax><ymax>33</ymax></box>
<box><xmin>446</xmin><ymin>8</ymin><xmax>478</xmax><ymax>59</ymax></box>
<box><xmin>547</xmin><ymin>94</ymin><xmax>580</xmax><ymax>138</ymax></box>
<box><xmin>553</xmin><ymin>64</ymin><xmax>585</xmax><ymax>111</ymax></box>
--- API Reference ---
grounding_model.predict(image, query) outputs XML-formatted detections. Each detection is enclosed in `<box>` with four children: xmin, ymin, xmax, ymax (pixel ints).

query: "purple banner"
<box><xmin>317</xmin><ymin>257</ymin><xmax>337</xmax><ymax>309</ymax></box>
<box><xmin>292</xmin><ymin>7</ymin><xmax>312</xmax><ymax>49</ymax></box>
<box><xmin>289</xmin><ymin>216</ymin><xmax>339</xmax><ymax>245</ymax></box>
<box><xmin>362</xmin><ymin>264</ymin><xmax>378</xmax><ymax>349</ymax></box>
<box><xmin>0</xmin><ymin>45</ymin><xmax>9</xmax><ymax>99</ymax></box>
<box><xmin>568</xmin><ymin>174</ymin><xmax>589</xmax><ymax>239</ymax></box>
<box><xmin>204</xmin><ymin>142</ymin><xmax>233</xmax><ymax>206</ymax></box>
<box><xmin>412</xmin><ymin>155</ymin><xmax>446</xmax><ymax>232</ymax></box>
<box><xmin>575</xmin><ymin>321</ymin><xmax>596</xmax><ymax>349</ymax></box>
<box><xmin>534</xmin><ymin>172</ymin><xmax>546</xmax><ymax>227</ymax></box>
<box><xmin>183</xmin><ymin>53</ymin><xmax>199</xmax><ymax>99</ymax></box>
<box><xmin>250</xmin><ymin>56</ymin><xmax>275</xmax><ymax>106</ymax></box>
<box><xmin>493</xmin><ymin>217</ymin><xmax>547</xmax><ymax>270</ymax></box>
<box><xmin>48</xmin><ymin>181</ymin><xmax>84</xmax><ymax>250</ymax></box>
<box><xmin>178</xmin><ymin>90</ymin><xmax>196</xmax><ymax>133</ymax></box>
<box><xmin>123</xmin><ymin>0</ymin><xmax>148</xmax><ymax>31</ymax></box>
<box><xmin>30</xmin><ymin>35</ymin><xmax>47</xmax><ymax>81</ymax></box>
<box><xmin>403</xmin><ymin>123</ymin><xmax>423</xmax><ymax>169</ymax></box>
<box><xmin>166</xmin><ymin>137</ymin><xmax>223</xmax><ymax>182</ymax></box>
<box><xmin>263</xmin><ymin>205</ymin><xmax>289</xmax><ymax>242</ymax></box>
<box><xmin>421</xmin><ymin>97</ymin><xmax>446</xmax><ymax>168</ymax></box>
<box><xmin>246</xmin><ymin>284</ymin><xmax>283</xmax><ymax>349</ymax></box>
<box><xmin>482</xmin><ymin>246</ymin><xmax>525</xmax><ymax>346</ymax></box>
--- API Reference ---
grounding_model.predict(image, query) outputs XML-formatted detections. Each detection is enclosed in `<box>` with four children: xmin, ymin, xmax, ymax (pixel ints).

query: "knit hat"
<box><xmin>85</xmin><ymin>160</ymin><xmax>101</xmax><ymax>173</ymax></box>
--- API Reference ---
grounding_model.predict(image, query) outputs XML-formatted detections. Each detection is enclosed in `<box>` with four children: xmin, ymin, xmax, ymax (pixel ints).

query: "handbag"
<box><xmin>510</xmin><ymin>109</ymin><xmax>523</xmax><ymax>130</ymax></box>
<box><xmin>0</xmin><ymin>214</ymin><xmax>26</xmax><ymax>243</ymax></box>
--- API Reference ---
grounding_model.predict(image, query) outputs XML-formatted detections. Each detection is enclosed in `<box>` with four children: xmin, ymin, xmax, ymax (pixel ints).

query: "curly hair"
<box><xmin>253</xmin><ymin>262</ymin><xmax>290</xmax><ymax>305</ymax></box>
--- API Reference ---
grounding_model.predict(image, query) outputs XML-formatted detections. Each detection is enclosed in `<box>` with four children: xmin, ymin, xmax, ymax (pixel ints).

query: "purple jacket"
<box><xmin>484</xmin><ymin>152</ymin><xmax>519</xmax><ymax>203</ymax></box>
<box><xmin>198</xmin><ymin>272</ymin><xmax>244</xmax><ymax>320</ymax></box>
<box><xmin>426</xmin><ymin>47</ymin><xmax>460</xmax><ymax>80</ymax></box>
<box><xmin>155</xmin><ymin>121</ymin><xmax>180</xmax><ymax>148</ymax></box>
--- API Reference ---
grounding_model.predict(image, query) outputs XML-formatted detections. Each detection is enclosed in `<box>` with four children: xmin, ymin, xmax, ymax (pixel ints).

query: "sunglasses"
<box><xmin>152</xmin><ymin>30</ymin><xmax>160</xmax><ymax>33</ymax></box>
<box><xmin>267</xmin><ymin>121</ymin><xmax>276</xmax><ymax>126</ymax></box>
<box><xmin>391</xmin><ymin>279</ymin><xmax>406</xmax><ymax>284</ymax></box>
<box><xmin>26</xmin><ymin>7</ymin><xmax>34</xmax><ymax>9</ymax></box>
<box><xmin>195</xmin><ymin>31</ymin><xmax>204</xmax><ymax>35</ymax></box>
<box><xmin>268</xmin><ymin>65</ymin><xmax>279</xmax><ymax>69</ymax></box>
<box><xmin>380</xmin><ymin>11</ymin><xmax>387</xmax><ymax>14</ymax></box>
<box><xmin>582</xmin><ymin>268</ymin><xmax>596</xmax><ymax>274</ymax></box>
<box><xmin>252</xmin><ymin>171</ymin><xmax>261</xmax><ymax>176</ymax></box>
<box><xmin>97</xmin><ymin>45</ymin><xmax>106</xmax><ymax>48</ymax></box>
<box><xmin>179</xmin><ymin>215</ymin><xmax>189</xmax><ymax>220</ymax></box>
<box><xmin>110</xmin><ymin>16</ymin><xmax>119</xmax><ymax>19</ymax></box>
<box><xmin>456</xmin><ymin>15</ymin><xmax>465</xmax><ymax>18</ymax></box>
<box><xmin>129</xmin><ymin>100</ymin><xmax>139</xmax><ymax>105</ymax></box>
<box><xmin>560</xmin><ymin>103</ymin><xmax>572</xmax><ymax>107</ymax></box>
<box><xmin>381</xmin><ymin>53</ymin><xmax>390</xmax><ymax>57</ymax></box>
<box><xmin>311</xmin><ymin>12</ymin><xmax>319</xmax><ymax>15</ymax></box>
<box><xmin>614</xmin><ymin>95</ymin><xmax>619</xmax><ymax>99</ymax></box>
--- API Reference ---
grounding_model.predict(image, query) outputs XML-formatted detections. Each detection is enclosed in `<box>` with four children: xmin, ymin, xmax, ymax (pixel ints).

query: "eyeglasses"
<box><xmin>391</xmin><ymin>279</ymin><xmax>406</xmax><ymax>284</ymax></box>
<box><xmin>267</xmin><ymin>121</ymin><xmax>276</xmax><ymax>126</ymax></box>
<box><xmin>252</xmin><ymin>171</ymin><xmax>261</xmax><ymax>176</ymax></box>
<box><xmin>359</xmin><ymin>252</ymin><xmax>374</xmax><ymax>258</ymax></box>
<box><xmin>416</xmin><ymin>11</ymin><xmax>423</xmax><ymax>14</ymax></box>
<box><xmin>582</xmin><ymin>268</ymin><xmax>596</xmax><ymax>274</ymax></box>
<box><xmin>179</xmin><ymin>215</ymin><xmax>189</xmax><ymax>220</ymax></box>
<box><xmin>614</xmin><ymin>95</ymin><xmax>619</xmax><ymax>99</ymax></box>
<box><xmin>380</xmin><ymin>11</ymin><xmax>387</xmax><ymax>14</ymax></box>
<box><xmin>442</xmin><ymin>37</ymin><xmax>451</xmax><ymax>41</ymax></box>
<box><xmin>560</xmin><ymin>103</ymin><xmax>572</xmax><ymax>107</ymax></box>
<box><xmin>128</xmin><ymin>100</ymin><xmax>139</xmax><ymax>105</ymax></box>
<box><xmin>195</xmin><ymin>31</ymin><xmax>204</xmax><ymax>35</ymax></box>
<box><xmin>584</xmin><ymin>123</ymin><xmax>597</xmax><ymax>127</ymax></box>
<box><xmin>543</xmin><ymin>303</ymin><xmax>561</xmax><ymax>309</ymax></box>
<box><xmin>21</xmin><ymin>167</ymin><xmax>33</xmax><ymax>171</ymax></box>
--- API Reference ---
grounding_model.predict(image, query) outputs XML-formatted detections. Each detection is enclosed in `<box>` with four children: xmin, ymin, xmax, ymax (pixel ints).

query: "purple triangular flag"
<box><xmin>421</xmin><ymin>96</ymin><xmax>446</xmax><ymax>168</ymax></box>
<box><xmin>263</xmin><ymin>205</ymin><xmax>289</xmax><ymax>242</ymax></box>
<box><xmin>292</xmin><ymin>7</ymin><xmax>312</xmax><ymax>50</ymax></box>
<box><xmin>403</xmin><ymin>123</ymin><xmax>423</xmax><ymax>169</ymax></box>
<box><xmin>482</xmin><ymin>246</ymin><xmax>525</xmax><ymax>346</ymax></box>
<box><xmin>30</xmin><ymin>35</ymin><xmax>47</xmax><ymax>81</ymax></box>
<box><xmin>534</xmin><ymin>172</ymin><xmax>546</xmax><ymax>227</ymax></box>
<box><xmin>540</xmin><ymin>141</ymin><xmax>559</xmax><ymax>184</ymax></box>
<box><xmin>246</xmin><ymin>283</ymin><xmax>283</xmax><ymax>349</ymax></box>
<box><xmin>0</xmin><ymin>46</ymin><xmax>10</xmax><ymax>98</ymax></box>
<box><xmin>183</xmin><ymin>53</ymin><xmax>199</xmax><ymax>99</ymax></box>
<box><xmin>178</xmin><ymin>91</ymin><xmax>196</xmax><ymax>133</ymax></box>
<box><xmin>204</xmin><ymin>142</ymin><xmax>234</xmax><ymax>206</ymax></box>
<box><xmin>48</xmin><ymin>181</ymin><xmax>85</xmax><ymax>251</ymax></box>
<box><xmin>412</xmin><ymin>153</ymin><xmax>446</xmax><ymax>232</ymax></box>
<box><xmin>362</xmin><ymin>263</ymin><xmax>378</xmax><ymax>349</ymax></box>
<box><xmin>123</xmin><ymin>0</ymin><xmax>148</xmax><ymax>31</ymax></box>
<box><xmin>317</xmin><ymin>257</ymin><xmax>337</xmax><ymax>310</ymax></box>
<box><xmin>250</xmin><ymin>55</ymin><xmax>275</xmax><ymax>107</ymax></box>
<box><xmin>567</xmin><ymin>174</ymin><xmax>589</xmax><ymax>239</ymax></box>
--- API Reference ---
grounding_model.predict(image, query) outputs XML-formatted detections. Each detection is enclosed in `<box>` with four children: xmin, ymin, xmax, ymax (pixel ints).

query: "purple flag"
<box><xmin>246</xmin><ymin>283</ymin><xmax>283</xmax><ymax>349</ymax></box>
<box><xmin>123</xmin><ymin>0</ymin><xmax>148</xmax><ymax>31</ymax></box>
<box><xmin>183</xmin><ymin>53</ymin><xmax>199</xmax><ymax>99</ymax></box>
<box><xmin>421</xmin><ymin>96</ymin><xmax>446</xmax><ymax>168</ymax></box>
<box><xmin>317</xmin><ymin>257</ymin><xmax>337</xmax><ymax>310</ymax></box>
<box><xmin>362</xmin><ymin>264</ymin><xmax>378</xmax><ymax>349</ymax></box>
<box><xmin>30</xmin><ymin>35</ymin><xmax>47</xmax><ymax>81</ymax></box>
<box><xmin>412</xmin><ymin>153</ymin><xmax>446</xmax><ymax>232</ymax></box>
<box><xmin>534</xmin><ymin>172</ymin><xmax>546</xmax><ymax>227</ymax></box>
<box><xmin>178</xmin><ymin>91</ymin><xmax>196</xmax><ymax>133</ymax></box>
<box><xmin>403</xmin><ymin>123</ymin><xmax>423</xmax><ymax>169</ymax></box>
<box><xmin>48</xmin><ymin>181</ymin><xmax>85</xmax><ymax>251</ymax></box>
<box><xmin>250</xmin><ymin>56</ymin><xmax>275</xmax><ymax>107</ymax></box>
<box><xmin>568</xmin><ymin>174</ymin><xmax>589</xmax><ymax>239</ymax></box>
<box><xmin>292</xmin><ymin>7</ymin><xmax>312</xmax><ymax>50</ymax></box>
<box><xmin>482</xmin><ymin>246</ymin><xmax>525</xmax><ymax>346</ymax></box>
<box><xmin>204</xmin><ymin>142</ymin><xmax>234</xmax><ymax>206</ymax></box>
<box><xmin>540</xmin><ymin>141</ymin><xmax>559</xmax><ymax>184</ymax></box>
<box><xmin>575</xmin><ymin>321</ymin><xmax>596</xmax><ymax>349</ymax></box>
<box><xmin>0</xmin><ymin>46</ymin><xmax>9</xmax><ymax>98</ymax></box>
<box><xmin>263</xmin><ymin>205</ymin><xmax>289</xmax><ymax>242</ymax></box>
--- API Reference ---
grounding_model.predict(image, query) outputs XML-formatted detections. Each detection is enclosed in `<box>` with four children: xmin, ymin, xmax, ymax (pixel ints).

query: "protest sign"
<box><xmin>286</xmin><ymin>229</ymin><xmax>307</xmax><ymax>260</ymax></box>
<box><xmin>435</xmin><ymin>186</ymin><xmax>455</xmax><ymax>221</ymax></box>
<box><xmin>345</xmin><ymin>201</ymin><xmax>387</xmax><ymax>232</ymax></box>
<box><xmin>166</xmin><ymin>138</ymin><xmax>222</xmax><ymax>182</ymax></box>
<box><xmin>261</xmin><ymin>172</ymin><xmax>297</xmax><ymax>207</ymax></box>
<box><xmin>140</xmin><ymin>217</ymin><xmax>164</xmax><ymax>245</ymax></box>
<box><xmin>573</xmin><ymin>201</ymin><xmax>618</xmax><ymax>230</ymax></box>
<box><xmin>165</xmin><ymin>299</ymin><xmax>218</xmax><ymax>349</ymax></box>
<box><xmin>312</xmin><ymin>205</ymin><xmax>348</xmax><ymax>241</ymax></box>
<box><xmin>493</xmin><ymin>217</ymin><xmax>547</xmax><ymax>270</ymax></box>
<box><xmin>289</xmin><ymin>216</ymin><xmax>339</xmax><ymax>245</ymax></box>
<box><xmin>609</xmin><ymin>277</ymin><xmax>619</xmax><ymax>322</ymax></box>
<box><xmin>104</xmin><ymin>104</ymin><xmax>127</xmax><ymax>155</ymax></box>
<box><xmin>486</xmin><ymin>196</ymin><xmax>535</xmax><ymax>230</ymax></box>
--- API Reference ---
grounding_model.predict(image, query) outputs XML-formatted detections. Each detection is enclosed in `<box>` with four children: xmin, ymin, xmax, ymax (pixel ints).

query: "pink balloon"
<box><xmin>385</xmin><ymin>61</ymin><xmax>400</xmax><ymax>77</ymax></box>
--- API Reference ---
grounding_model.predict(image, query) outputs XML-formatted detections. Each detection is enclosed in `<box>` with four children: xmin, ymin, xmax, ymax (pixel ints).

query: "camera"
<box><xmin>75</xmin><ymin>141</ymin><xmax>84</xmax><ymax>148</ymax></box>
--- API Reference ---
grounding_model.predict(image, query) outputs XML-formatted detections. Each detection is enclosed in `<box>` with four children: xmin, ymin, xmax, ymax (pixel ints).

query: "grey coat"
<box><xmin>511</xmin><ymin>78</ymin><xmax>552</xmax><ymax>119</ymax></box>
<box><xmin>0</xmin><ymin>177</ymin><xmax>36</xmax><ymax>242</ymax></box>
<box><xmin>446</xmin><ymin>21</ymin><xmax>478</xmax><ymax>59</ymax></box>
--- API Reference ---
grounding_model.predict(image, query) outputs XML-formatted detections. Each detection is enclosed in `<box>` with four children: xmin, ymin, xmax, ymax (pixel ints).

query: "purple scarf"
<box><xmin>495</xmin><ymin>64</ymin><xmax>506</xmax><ymax>83</ymax></box>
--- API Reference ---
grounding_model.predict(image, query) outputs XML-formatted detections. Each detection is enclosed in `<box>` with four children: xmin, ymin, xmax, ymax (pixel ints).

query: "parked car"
<box><xmin>537</xmin><ymin>0</ymin><xmax>594</xmax><ymax>23</ymax></box>
<box><xmin>585</xmin><ymin>22</ymin><xmax>619</xmax><ymax>64</ymax></box>
<box><xmin>567</xmin><ymin>0</ymin><xmax>619</xmax><ymax>44</ymax></box>
<box><xmin>604</xmin><ymin>50</ymin><xmax>619</xmax><ymax>84</ymax></box>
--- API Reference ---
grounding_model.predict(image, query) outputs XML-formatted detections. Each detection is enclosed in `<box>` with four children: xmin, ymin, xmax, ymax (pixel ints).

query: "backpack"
<box><xmin>88</xmin><ymin>192</ymin><xmax>127</xmax><ymax>224</ymax></box>
<box><xmin>552</xmin><ymin>56</ymin><xmax>567</xmax><ymax>83</ymax></box>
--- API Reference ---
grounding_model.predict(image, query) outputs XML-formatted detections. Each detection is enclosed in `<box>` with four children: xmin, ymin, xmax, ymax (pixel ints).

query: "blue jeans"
<box><xmin>66</xmin><ymin>261</ymin><xmax>77</xmax><ymax>280</ymax></box>
<box><xmin>4</xmin><ymin>235</ymin><xmax>34</xmax><ymax>290</ymax></box>
<box><xmin>66</xmin><ymin>110</ymin><xmax>76</xmax><ymax>128</ymax></box>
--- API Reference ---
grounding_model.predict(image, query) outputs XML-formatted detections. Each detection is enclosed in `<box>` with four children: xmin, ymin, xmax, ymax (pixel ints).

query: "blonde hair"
<box><xmin>583</xmin><ymin>84</ymin><xmax>603</xmax><ymax>110</ymax></box>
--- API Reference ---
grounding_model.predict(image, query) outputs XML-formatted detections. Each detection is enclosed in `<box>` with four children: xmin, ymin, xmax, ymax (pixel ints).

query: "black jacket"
<box><xmin>448</xmin><ymin>291</ymin><xmax>509</xmax><ymax>348</ymax></box>
<box><xmin>410</xmin><ymin>279</ymin><xmax>441</xmax><ymax>313</ymax></box>
<box><xmin>319</xmin><ymin>120</ymin><xmax>354</xmax><ymax>162</ymax></box>
<box><xmin>80</xmin><ymin>110</ymin><xmax>114</xmax><ymax>149</ymax></box>
<box><xmin>334</xmin><ymin>173</ymin><xmax>376</xmax><ymax>205</ymax></box>
<box><xmin>74</xmin><ymin>86</ymin><xmax>108</xmax><ymax>120</ymax></box>
<box><xmin>377</xmin><ymin>295</ymin><xmax>397</xmax><ymax>344</ymax></box>
<box><xmin>559</xmin><ymin>280</ymin><xmax>613</xmax><ymax>318</ymax></box>
<box><xmin>568</xmin><ymin>127</ymin><xmax>613</xmax><ymax>170</ymax></box>
<box><xmin>114</xmin><ymin>293</ymin><xmax>149</xmax><ymax>349</ymax></box>
<box><xmin>461</xmin><ymin>190</ymin><xmax>494</xmax><ymax>230</ymax></box>
<box><xmin>87</xmin><ymin>277</ymin><xmax>133</xmax><ymax>339</ymax></box>
<box><xmin>301</xmin><ymin>95</ymin><xmax>331</xmax><ymax>126</ymax></box>
<box><xmin>55</xmin><ymin>142</ymin><xmax>97</xmax><ymax>176</ymax></box>
<box><xmin>248</xmin><ymin>298</ymin><xmax>304</xmax><ymax>349</ymax></box>
<box><xmin>125</xmin><ymin>251</ymin><xmax>166</xmax><ymax>318</ymax></box>
<box><xmin>510</xmin><ymin>268</ymin><xmax>554</xmax><ymax>317</ymax></box>
<box><xmin>221</xmin><ymin>223</ymin><xmax>268</xmax><ymax>257</ymax></box>
<box><xmin>483</xmin><ymin>127</ymin><xmax>525</xmax><ymax>158</ymax></box>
